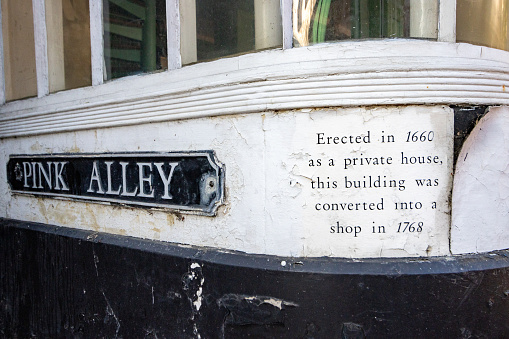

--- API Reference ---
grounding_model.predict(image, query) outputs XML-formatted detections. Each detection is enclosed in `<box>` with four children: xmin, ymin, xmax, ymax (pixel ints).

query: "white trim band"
<box><xmin>1</xmin><ymin>40</ymin><xmax>509</xmax><ymax>138</ymax></box>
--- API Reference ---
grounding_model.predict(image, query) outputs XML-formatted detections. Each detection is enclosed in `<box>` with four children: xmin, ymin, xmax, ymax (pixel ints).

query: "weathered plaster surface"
<box><xmin>452</xmin><ymin>106</ymin><xmax>509</xmax><ymax>254</ymax></box>
<box><xmin>264</xmin><ymin>106</ymin><xmax>453</xmax><ymax>258</ymax></box>
<box><xmin>1</xmin><ymin>114</ymin><xmax>268</xmax><ymax>254</ymax></box>
<box><xmin>1</xmin><ymin>106</ymin><xmax>454</xmax><ymax>258</ymax></box>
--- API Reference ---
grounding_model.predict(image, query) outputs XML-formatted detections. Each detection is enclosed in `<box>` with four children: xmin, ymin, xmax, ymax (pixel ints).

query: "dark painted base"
<box><xmin>2</xmin><ymin>218</ymin><xmax>509</xmax><ymax>338</ymax></box>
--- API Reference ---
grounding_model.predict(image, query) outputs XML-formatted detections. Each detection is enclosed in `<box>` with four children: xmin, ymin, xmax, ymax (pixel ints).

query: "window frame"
<box><xmin>0</xmin><ymin>0</ymin><xmax>457</xmax><ymax>104</ymax></box>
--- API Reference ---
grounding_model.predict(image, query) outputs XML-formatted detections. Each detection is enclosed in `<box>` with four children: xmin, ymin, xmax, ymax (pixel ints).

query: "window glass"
<box><xmin>1</xmin><ymin>0</ymin><xmax>37</xmax><ymax>101</ymax></box>
<box><xmin>180</xmin><ymin>0</ymin><xmax>283</xmax><ymax>65</ymax></box>
<box><xmin>293</xmin><ymin>0</ymin><xmax>438</xmax><ymax>47</ymax></box>
<box><xmin>103</xmin><ymin>0</ymin><xmax>167</xmax><ymax>80</ymax></box>
<box><xmin>457</xmin><ymin>0</ymin><xmax>509</xmax><ymax>52</ymax></box>
<box><xmin>46</xmin><ymin>0</ymin><xmax>92</xmax><ymax>92</ymax></box>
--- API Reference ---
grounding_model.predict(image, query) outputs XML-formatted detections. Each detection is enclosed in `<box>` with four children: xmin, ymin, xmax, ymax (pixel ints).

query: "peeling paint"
<box><xmin>65</xmin><ymin>145</ymin><xmax>81</xmax><ymax>153</ymax></box>
<box><xmin>244</xmin><ymin>296</ymin><xmax>298</xmax><ymax>309</ymax></box>
<box><xmin>166</xmin><ymin>213</ymin><xmax>175</xmax><ymax>225</ymax></box>
<box><xmin>217</xmin><ymin>293</ymin><xmax>298</xmax><ymax>327</ymax></box>
<box><xmin>452</xmin><ymin>106</ymin><xmax>509</xmax><ymax>254</ymax></box>
<box><xmin>182</xmin><ymin>262</ymin><xmax>205</xmax><ymax>338</ymax></box>
<box><xmin>3</xmin><ymin>107</ymin><xmax>455</xmax><ymax>258</ymax></box>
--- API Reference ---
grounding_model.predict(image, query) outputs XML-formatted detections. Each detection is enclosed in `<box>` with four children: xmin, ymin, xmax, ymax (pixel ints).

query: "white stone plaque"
<box><xmin>283</xmin><ymin>106</ymin><xmax>453</xmax><ymax>258</ymax></box>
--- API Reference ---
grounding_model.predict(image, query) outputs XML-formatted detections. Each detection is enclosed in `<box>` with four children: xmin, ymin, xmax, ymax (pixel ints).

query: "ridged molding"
<box><xmin>1</xmin><ymin>40</ymin><xmax>509</xmax><ymax>138</ymax></box>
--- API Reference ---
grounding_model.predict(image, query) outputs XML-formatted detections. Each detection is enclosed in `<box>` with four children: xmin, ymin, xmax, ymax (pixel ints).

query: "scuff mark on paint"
<box><xmin>217</xmin><ymin>293</ymin><xmax>298</xmax><ymax>327</ymax></box>
<box><xmin>182</xmin><ymin>262</ymin><xmax>205</xmax><ymax>338</ymax></box>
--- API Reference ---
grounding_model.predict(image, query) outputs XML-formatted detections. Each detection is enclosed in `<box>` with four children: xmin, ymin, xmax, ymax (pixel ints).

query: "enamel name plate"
<box><xmin>7</xmin><ymin>152</ymin><xmax>224</xmax><ymax>216</ymax></box>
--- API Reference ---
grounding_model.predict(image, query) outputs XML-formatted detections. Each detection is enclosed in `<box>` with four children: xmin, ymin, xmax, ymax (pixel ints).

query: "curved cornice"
<box><xmin>1</xmin><ymin>40</ymin><xmax>509</xmax><ymax>138</ymax></box>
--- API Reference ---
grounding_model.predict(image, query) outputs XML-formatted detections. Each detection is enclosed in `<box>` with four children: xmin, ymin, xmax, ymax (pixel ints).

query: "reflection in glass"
<box><xmin>1</xmin><ymin>0</ymin><xmax>37</xmax><ymax>101</ymax></box>
<box><xmin>180</xmin><ymin>0</ymin><xmax>282</xmax><ymax>65</ymax></box>
<box><xmin>457</xmin><ymin>0</ymin><xmax>509</xmax><ymax>52</ymax></box>
<box><xmin>293</xmin><ymin>0</ymin><xmax>438</xmax><ymax>47</ymax></box>
<box><xmin>46</xmin><ymin>0</ymin><xmax>92</xmax><ymax>92</ymax></box>
<box><xmin>103</xmin><ymin>0</ymin><xmax>167</xmax><ymax>80</ymax></box>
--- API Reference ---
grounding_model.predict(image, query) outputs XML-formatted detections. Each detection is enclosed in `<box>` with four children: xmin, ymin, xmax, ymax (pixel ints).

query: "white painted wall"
<box><xmin>452</xmin><ymin>106</ymin><xmax>509</xmax><ymax>254</ymax></box>
<box><xmin>1</xmin><ymin>113</ymin><xmax>268</xmax><ymax>254</ymax></box>
<box><xmin>1</xmin><ymin>106</ymin><xmax>456</xmax><ymax>258</ymax></box>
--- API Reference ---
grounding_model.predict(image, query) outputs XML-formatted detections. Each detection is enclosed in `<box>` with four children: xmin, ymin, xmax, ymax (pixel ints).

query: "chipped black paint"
<box><xmin>218</xmin><ymin>294</ymin><xmax>296</xmax><ymax>327</ymax></box>
<box><xmin>453</xmin><ymin>105</ymin><xmax>488</xmax><ymax>167</ymax></box>
<box><xmin>2</xmin><ymin>218</ymin><xmax>509</xmax><ymax>337</ymax></box>
<box><xmin>6</xmin><ymin>152</ymin><xmax>224</xmax><ymax>215</ymax></box>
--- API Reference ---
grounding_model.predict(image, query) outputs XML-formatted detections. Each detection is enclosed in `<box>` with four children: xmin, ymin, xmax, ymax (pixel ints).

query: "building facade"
<box><xmin>1</xmin><ymin>0</ymin><xmax>509</xmax><ymax>337</ymax></box>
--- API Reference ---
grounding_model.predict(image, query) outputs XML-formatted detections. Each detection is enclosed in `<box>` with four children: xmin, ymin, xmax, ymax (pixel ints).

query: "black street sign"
<box><xmin>7</xmin><ymin>152</ymin><xmax>224</xmax><ymax>216</ymax></box>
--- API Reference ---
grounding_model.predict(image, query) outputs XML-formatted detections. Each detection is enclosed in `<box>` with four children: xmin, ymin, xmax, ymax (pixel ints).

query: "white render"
<box><xmin>1</xmin><ymin>106</ymin><xmax>454</xmax><ymax>258</ymax></box>
<box><xmin>265</xmin><ymin>106</ymin><xmax>453</xmax><ymax>258</ymax></box>
<box><xmin>452</xmin><ymin>106</ymin><xmax>509</xmax><ymax>254</ymax></box>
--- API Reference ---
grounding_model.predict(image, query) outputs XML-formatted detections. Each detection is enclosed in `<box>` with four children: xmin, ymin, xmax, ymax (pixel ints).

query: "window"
<box><xmin>1</xmin><ymin>0</ymin><xmax>37</xmax><ymax>101</ymax></box>
<box><xmin>46</xmin><ymin>0</ymin><xmax>92</xmax><ymax>92</ymax></box>
<box><xmin>457</xmin><ymin>0</ymin><xmax>509</xmax><ymax>52</ymax></box>
<box><xmin>293</xmin><ymin>0</ymin><xmax>438</xmax><ymax>47</ymax></box>
<box><xmin>103</xmin><ymin>0</ymin><xmax>168</xmax><ymax>79</ymax></box>
<box><xmin>180</xmin><ymin>0</ymin><xmax>282</xmax><ymax>65</ymax></box>
<box><xmin>2</xmin><ymin>0</ymin><xmax>509</xmax><ymax>103</ymax></box>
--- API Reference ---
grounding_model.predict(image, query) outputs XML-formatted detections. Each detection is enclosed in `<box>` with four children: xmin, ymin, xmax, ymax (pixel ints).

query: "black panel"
<box><xmin>6</xmin><ymin>152</ymin><xmax>224</xmax><ymax>215</ymax></box>
<box><xmin>2</xmin><ymin>218</ymin><xmax>509</xmax><ymax>338</ymax></box>
<box><xmin>452</xmin><ymin>105</ymin><xmax>488</xmax><ymax>167</ymax></box>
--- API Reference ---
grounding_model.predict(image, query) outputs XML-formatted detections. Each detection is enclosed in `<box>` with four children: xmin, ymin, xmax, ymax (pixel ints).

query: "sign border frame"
<box><xmin>7</xmin><ymin>151</ymin><xmax>225</xmax><ymax>216</ymax></box>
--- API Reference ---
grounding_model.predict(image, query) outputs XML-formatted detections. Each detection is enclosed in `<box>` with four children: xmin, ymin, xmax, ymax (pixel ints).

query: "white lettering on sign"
<box><xmin>19</xmin><ymin>160</ymin><xmax>180</xmax><ymax>200</ymax></box>
<box><xmin>285</xmin><ymin>106</ymin><xmax>453</xmax><ymax>257</ymax></box>
<box><xmin>137</xmin><ymin>163</ymin><xmax>155</xmax><ymax>198</ymax></box>
<box><xmin>22</xmin><ymin>161</ymin><xmax>69</xmax><ymax>191</ymax></box>
<box><xmin>87</xmin><ymin>161</ymin><xmax>105</xmax><ymax>193</ymax></box>
<box><xmin>8</xmin><ymin>152</ymin><xmax>223</xmax><ymax>216</ymax></box>
<box><xmin>154</xmin><ymin>162</ymin><xmax>179</xmax><ymax>200</ymax></box>
<box><xmin>120</xmin><ymin>161</ymin><xmax>138</xmax><ymax>197</ymax></box>
<box><xmin>105</xmin><ymin>161</ymin><xmax>121</xmax><ymax>195</ymax></box>
<box><xmin>54</xmin><ymin>162</ymin><xmax>69</xmax><ymax>191</ymax></box>
<box><xmin>85</xmin><ymin>161</ymin><xmax>180</xmax><ymax>199</ymax></box>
